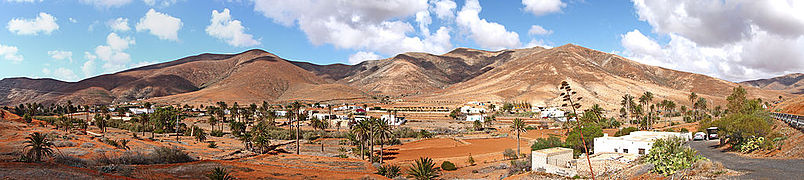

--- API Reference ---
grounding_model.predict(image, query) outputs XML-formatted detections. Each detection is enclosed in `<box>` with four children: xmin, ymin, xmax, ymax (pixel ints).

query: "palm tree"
<box><xmin>23</xmin><ymin>132</ymin><xmax>55</xmax><ymax>162</ymax></box>
<box><xmin>291</xmin><ymin>101</ymin><xmax>302</xmax><ymax>155</ymax></box>
<box><xmin>473</xmin><ymin>120</ymin><xmax>483</xmax><ymax>131</ymax></box>
<box><xmin>375</xmin><ymin>119</ymin><xmax>392</xmax><ymax>164</ymax></box>
<box><xmin>94</xmin><ymin>113</ymin><xmax>105</xmax><ymax>137</ymax></box>
<box><xmin>511</xmin><ymin>118</ymin><xmax>527</xmax><ymax>157</ymax></box>
<box><xmin>484</xmin><ymin>115</ymin><xmax>495</xmax><ymax>129</ymax></box>
<box><xmin>621</xmin><ymin>94</ymin><xmax>634</xmax><ymax>120</ymax></box>
<box><xmin>351</xmin><ymin>120</ymin><xmax>370</xmax><ymax>160</ymax></box>
<box><xmin>208</xmin><ymin>115</ymin><xmax>218</xmax><ymax>133</ymax></box>
<box><xmin>589</xmin><ymin>104</ymin><xmax>604</xmax><ymax>123</ymax></box>
<box><xmin>206</xmin><ymin>167</ymin><xmax>233</xmax><ymax>180</ymax></box>
<box><xmin>407</xmin><ymin>157</ymin><xmax>440</xmax><ymax>180</ymax></box>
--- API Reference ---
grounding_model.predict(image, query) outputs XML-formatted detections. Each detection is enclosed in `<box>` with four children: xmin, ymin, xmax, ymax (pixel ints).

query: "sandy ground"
<box><xmin>0</xmin><ymin>113</ymin><xmax>383</xmax><ymax>179</ymax></box>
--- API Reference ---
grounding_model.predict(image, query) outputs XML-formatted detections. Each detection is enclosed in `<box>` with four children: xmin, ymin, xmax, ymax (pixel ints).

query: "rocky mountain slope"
<box><xmin>414</xmin><ymin>44</ymin><xmax>787</xmax><ymax>110</ymax></box>
<box><xmin>0</xmin><ymin>44</ymin><xmax>792</xmax><ymax>108</ymax></box>
<box><xmin>0</xmin><ymin>49</ymin><xmax>368</xmax><ymax>106</ymax></box>
<box><xmin>741</xmin><ymin>73</ymin><xmax>804</xmax><ymax>94</ymax></box>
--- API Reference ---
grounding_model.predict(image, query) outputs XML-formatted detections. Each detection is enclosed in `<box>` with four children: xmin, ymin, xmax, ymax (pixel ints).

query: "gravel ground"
<box><xmin>690</xmin><ymin>140</ymin><xmax>804</xmax><ymax>179</ymax></box>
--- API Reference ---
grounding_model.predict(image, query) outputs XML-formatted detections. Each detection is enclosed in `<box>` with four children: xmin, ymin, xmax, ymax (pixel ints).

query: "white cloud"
<box><xmin>625</xmin><ymin>0</ymin><xmax>804</xmax><ymax>81</ymax></box>
<box><xmin>136</xmin><ymin>9</ymin><xmax>182</xmax><ymax>41</ymax></box>
<box><xmin>456</xmin><ymin>0</ymin><xmax>520</xmax><ymax>50</ymax></box>
<box><xmin>524</xmin><ymin>39</ymin><xmax>552</xmax><ymax>49</ymax></box>
<box><xmin>0</xmin><ymin>43</ymin><xmax>24</xmax><ymax>63</ymax></box>
<box><xmin>68</xmin><ymin>18</ymin><xmax>77</xmax><ymax>23</ymax></box>
<box><xmin>108</xmin><ymin>17</ymin><xmax>130</xmax><ymax>32</ymax></box>
<box><xmin>522</xmin><ymin>0</ymin><xmax>566</xmax><ymax>16</ymax></box>
<box><xmin>82</xmin><ymin>52</ymin><xmax>97</xmax><ymax>77</ymax></box>
<box><xmin>206</xmin><ymin>8</ymin><xmax>260</xmax><ymax>47</ymax></box>
<box><xmin>348</xmin><ymin>51</ymin><xmax>381</xmax><ymax>65</ymax></box>
<box><xmin>253</xmin><ymin>0</ymin><xmax>452</xmax><ymax>56</ymax></box>
<box><xmin>47</xmin><ymin>50</ymin><xmax>73</xmax><ymax>62</ymax></box>
<box><xmin>143</xmin><ymin>0</ymin><xmax>180</xmax><ymax>7</ymax></box>
<box><xmin>133</xmin><ymin>61</ymin><xmax>158</xmax><ymax>67</ymax></box>
<box><xmin>415</xmin><ymin>10</ymin><xmax>432</xmax><ymax>35</ymax></box>
<box><xmin>84</xmin><ymin>33</ymin><xmax>135</xmax><ymax>74</ymax></box>
<box><xmin>80</xmin><ymin>0</ymin><xmax>133</xmax><ymax>8</ymax></box>
<box><xmin>7</xmin><ymin>12</ymin><xmax>59</xmax><ymax>35</ymax></box>
<box><xmin>528</xmin><ymin>25</ymin><xmax>552</xmax><ymax>35</ymax></box>
<box><xmin>432</xmin><ymin>0</ymin><xmax>457</xmax><ymax>20</ymax></box>
<box><xmin>42</xmin><ymin>67</ymin><xmax>79</xmax><ymax>81</ymax></box>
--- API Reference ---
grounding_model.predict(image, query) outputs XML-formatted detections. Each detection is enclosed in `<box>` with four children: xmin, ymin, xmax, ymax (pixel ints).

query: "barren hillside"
<box><xmin>413</xmin><ymin>44</ymin><xmax>787</xmax><ymax>110</ymax></box>
<box><xmin>741</xmin><ymin>73</ymin><xmax>804</xmax><ymax>94</ymax></box>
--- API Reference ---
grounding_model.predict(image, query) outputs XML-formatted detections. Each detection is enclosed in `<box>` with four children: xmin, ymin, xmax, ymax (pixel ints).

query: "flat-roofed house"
<box><xmin>594</xmin><ymin>131</ymin><xmax>692</xmax><ymax>156</ymax></box>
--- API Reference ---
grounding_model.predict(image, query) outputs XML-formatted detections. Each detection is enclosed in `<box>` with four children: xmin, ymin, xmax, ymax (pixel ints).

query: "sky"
<box><xmin>0</xmin><ymin>0</ymin><xmax>802</xmax><ymax>83</ymax></box>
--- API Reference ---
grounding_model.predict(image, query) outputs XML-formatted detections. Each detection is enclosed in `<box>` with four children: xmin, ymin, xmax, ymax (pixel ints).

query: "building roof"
<box><xmin>597</xmin><ymin>131</ymin><xmax>687</xmax><ymax>143</ymax></box>
<box><xmin>532</xmin><ymin>147</ymin><xmax>573</xmax><ymax>155</ymax></box>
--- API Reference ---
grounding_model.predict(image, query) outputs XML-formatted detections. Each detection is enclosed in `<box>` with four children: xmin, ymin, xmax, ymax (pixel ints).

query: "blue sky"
<box><xmin>1</xmin><ymin>0</ymin><xmax>802</xmax><ymax>82</ymax></box>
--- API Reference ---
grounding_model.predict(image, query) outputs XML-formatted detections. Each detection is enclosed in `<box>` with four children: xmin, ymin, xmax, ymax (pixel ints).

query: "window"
<box><xmin>623</xmin><ymin>149</ymin><xmax>629</xmax><ymax>153</ymax></box>
<box><xmin>638</xmin><ymin>148</ymin><xmax>646</xmax><ymax>155</ymax></box>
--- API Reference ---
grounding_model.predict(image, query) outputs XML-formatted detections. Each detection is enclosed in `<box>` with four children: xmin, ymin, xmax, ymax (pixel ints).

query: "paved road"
<box><xmin>689</xmin><ymin>140</ymin><xmax>804</xmax><ymax>179</ymax></box>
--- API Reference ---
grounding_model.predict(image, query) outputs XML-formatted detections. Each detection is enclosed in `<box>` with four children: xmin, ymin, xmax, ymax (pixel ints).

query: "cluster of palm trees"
<box><xmin>350</xmin><ymin>117</ymin><xmax>393</xmax><ymax>164</ymax></box>
<box><xmin>621</xmin><ymin>91</ymin><xmax>710</xmax><ymax>130</ymax></box>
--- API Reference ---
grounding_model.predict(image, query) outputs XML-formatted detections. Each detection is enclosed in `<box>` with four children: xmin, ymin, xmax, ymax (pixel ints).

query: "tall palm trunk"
<box><xmin>379</xmin><ymin>135</ymin><xmax>384</xmax><ymax>164</ymax></box>
<box><xmin>516</xmin><ymin>131</ymin><xmax>522</xmax><ymax>156</ymax></box>
<box><xmin>296</xmin><ymin>112</ymin><xmax>300</xmax><ymax>155</ymax></box>
<box><xmin>359</xmin><ymin>135</ymin><xmax>365</xmax><ymax>160</ymax></box>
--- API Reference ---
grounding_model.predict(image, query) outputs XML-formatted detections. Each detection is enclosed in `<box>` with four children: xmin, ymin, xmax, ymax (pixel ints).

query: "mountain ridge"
<box><xmin>0</xmin><ymin>44</ymin><xmax>793</xmax><ymax>108</ymax></box>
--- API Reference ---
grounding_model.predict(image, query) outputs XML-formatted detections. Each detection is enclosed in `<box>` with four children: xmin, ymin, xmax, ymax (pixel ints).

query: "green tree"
<box><xmin>23</xmin><ymin>132</ymin><xmax>54</xmax><ymax>162</ymax></box>
<box><xmin>407</xmin><ymin>157</ymin><xmax>440</xmax><ymax>180</ymax></box>
<box><xmin>511</xmin><ymin>118</ymin><xmax>527</xmax><ymax>157</ymax></box>
<box><xmin>531</xmin><ymin>136</ymin><xmax>566</xmax><ymax>151</ymax></box>
<box><xmin>566</xmin><ymin>122</ymin><xmax>603</xmax><ymax>156</ymax></box>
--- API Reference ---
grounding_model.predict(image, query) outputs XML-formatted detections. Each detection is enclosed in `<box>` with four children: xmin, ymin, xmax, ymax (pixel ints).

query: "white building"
<box><xmin>460</xmin><ymin>106</ymin><xmax>486</xmax><ymax>114</ymax></box>
<box><xmin>128</xmin><ymin>108</ymin><xmax>154</xmax><ymax>115</ymax></box>
<box><xmin>465</xmin><ymin>114</ymin><xmax>485</xmax><ymax>122</ymax></box>
<box><xmin>274</xmin><ymin>111</ymin><xmax>287</xmax><ymax>117</ymax></box>
<box><xmin>311</xmin><ymin>113</ymin><xmax>336</xmax><ymax>120</ymax></box>
<box><xmin>380</xmin><ymin>114</ymin><xmax>407</xmax><ymax>125</ymax></box>
<box><xmin>594</xmin><ymin>131</ymin><xmax>692</xmax><ymax>156</ymax></box>
<box><xmin>532</xmin><ymin>147</ymin><xmax>577</xmax><ymax>177</ymax></box>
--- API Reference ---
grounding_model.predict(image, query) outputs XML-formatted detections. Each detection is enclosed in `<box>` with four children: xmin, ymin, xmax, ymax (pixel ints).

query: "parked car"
<box><xmin>706</xmin><ymin>127</ymin><xmax>719</xmax><ymax>140</ymax></box>
<box><xmin>693</xmin><ymin>132</ymin><xmax>706</xmax><ymax>141</ymax></box>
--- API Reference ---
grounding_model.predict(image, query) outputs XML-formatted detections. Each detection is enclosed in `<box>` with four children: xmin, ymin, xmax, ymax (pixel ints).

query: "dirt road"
<box><xmin>689</xmin><ymin>140</ymin><xmax>804</xmax><ymax>179</ymax></box>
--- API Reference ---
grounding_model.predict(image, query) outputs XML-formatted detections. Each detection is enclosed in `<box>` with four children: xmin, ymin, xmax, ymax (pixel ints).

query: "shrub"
<box><xmin>208</xmin><ymin>141</ymin><xmax>218</xmax><ymax>148</ymax></box>
<box><xmin>440</xmin><ymin>161</ymin><xmax>457</xmax><ymax>171</ymax></box>
<box><xmin>53</xmin><ymin>154</ymin><xmax>88</xmax><ymax>168</ymax></box>
<box><xmin>152</xmin><ymin>147</ymin><xmax>194</xmax><ymax>164</ymax></box>
<box><xmin>644</xmin><ymin>137</ymin><xmax>705</xmax><ymax>176</ymax></box>
<box><xmin>680</xmin><ymin>128</ymin><xmax>689</xmax><ymax>133</ymax></box>
<box><xmin>210</xmin><ymin>130</ymin><xmax>224</xmax><ymax>137</ymax></box>
<box><xmin>467</xmin><ymin>155</ymin><xmax>475</xmax><ymax>166</ymax></box>
<box><xmin>376</xmin><ymin>164</ymin><xmax>402</xmax><ymax>178</ymax></box>
<box><xmin>531</xmin><ymin>136</ymin><xmax>566</xmax><ymax>151</ymax></box>
<box><xmin>614</xmin><ymin>127</ymin><xmax>638</xmax><ymax>137</ymax></box>
<box><xmin>93</xmin><ymin>147</ymin><xmax>194</xmax><ymax>165</ymax></box>
<box><xmin>503</xmin><ymin>149</ymin><xmax>517</xmax><ymax>160</ymax></box>
<box><xmin>206</xmin><ymin>167</ymin><xmax>233</xmax><ymax>180</ymax></box>
<box><xmin>507</xmin><ymin>157</ymin><xmax>531</xmax><ymax>176</ymax></box>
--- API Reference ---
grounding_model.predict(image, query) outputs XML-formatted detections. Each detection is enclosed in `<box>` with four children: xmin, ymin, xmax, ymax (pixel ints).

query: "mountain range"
<box><xmin>0</xmin><ymin>44</ymin><xmax>793</xmax><ymax>111</ymax></box>
<box><xmin>740</xmin><ymin>73</ymin><xmax>804</xmax><ymax>95</ymax></box>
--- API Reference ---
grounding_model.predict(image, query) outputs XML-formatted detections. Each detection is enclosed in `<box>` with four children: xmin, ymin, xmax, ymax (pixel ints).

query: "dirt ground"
<box><xmin>0</xmin><ymin>113</ymin><xmax>382</xmax><ymax>180</ymax></box>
